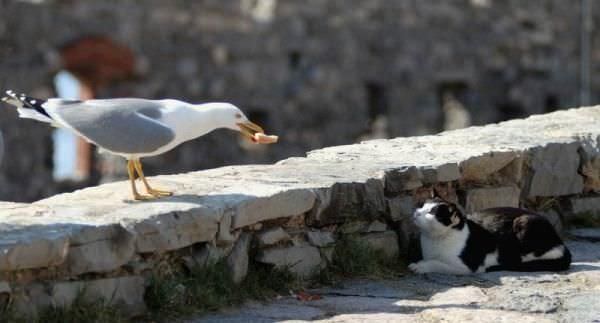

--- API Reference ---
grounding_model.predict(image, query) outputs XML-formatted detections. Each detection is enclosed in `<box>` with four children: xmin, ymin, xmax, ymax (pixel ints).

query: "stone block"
<box><xmin>257</xmin><ymin>245</ymin><xmax>321</xmax><ymax>278</ymax></box>
<box><xmin>51</xmin><ymin>276</ymin><xmax>146</xmax><ymax>315</ymax></box>
<box><xmin>465</xmin><ymin>186</ymin><xmax>520</xmax><ymax>213</ymax></box>
<box><xmin>64</xmin><ymin>224</ymin><xmax>135</xmax><ymax>275</ymax></box>
<box><xmin>460</xmin><ymin>151</ymin><xmax>517</xmax><ymax>181</ymax></box>
<box><xmin>184</xmin><ymin>243</ymin><xmax>233</xmax><ymax>269</ymax></box>
<box><xmin>358</xmin><ymin>231</ymin><xmax>400</xmax><ymax>258</ymax></box>
<box><xmin>384</xmin><ymin>166</ymin><xmax>423</xmax><ymax>194</ymax></box>
<box><xmin>0</xmin><ymin>235</ymin><xmax>69</xmax><ymax>271</ymax></box>
<box><xmin>309</xmin><ymin>179</ymin><xmax>386</xmax><ymax>226</ymax></box>
<box><xmin>388</xmin><ymin>196</ymin><xmax>414</xmax><ymax>221</ymax></box>
<box><xmin>526</xmin><ymin>143</ymin><xmax>584</xmax><ymax>197</ymax></box>
<box><xmin>232</xmin><ymin>189</ymin><xmax>316</xmax><ymax>229</ymax></box>
<box><xmin>257</xmin><ymin>227</ymin><xmax>291</xmax><ymax>246</ymax></box>
<box><xmin>127</xmin><ymin>202</ymin><xmax>221</xmax><ymax>253</ymax></box>
<box><xmin>227</xmin><ymin>233</ymin><xmax>252</xmax><ymax>283</ymax></box>
<box><xmin>366</xmin><ymin>220</ymin><xmax>388</xmax><ymax>232</ymax></box>
<box><xmin>217</xmin><ymin>212</ymin><xmax>238</xmax><ymax>245</ymax></box>
<box><xmin>421</xmin><ymin>163</ymin><xmax>461</xmax><ymax>183</ymax></box>
<box><xmin>337</xmin><ymin>221</ymin><xmax>370</xmax><ymax>234</ymax></box>
<box><xmin>306</xmin><ymin>231</ymin><xmax>335</xmax><ymax>247</ymax></box>
<box><xmin>568</xmin><ymin>197</ymin><xmax>600</xmax><ymax>216</ymax></box>
<box><xmin>0</xmin><ymin>281</ymin><xmax>9</xmax><ymax>308</ymax></box>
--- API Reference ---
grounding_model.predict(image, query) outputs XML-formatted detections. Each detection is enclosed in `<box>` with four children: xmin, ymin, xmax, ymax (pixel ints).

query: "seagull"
<box><xmin>1</xmin><ymin>90</ymin><xmax>277</xmax><ymax>200</ymax></box>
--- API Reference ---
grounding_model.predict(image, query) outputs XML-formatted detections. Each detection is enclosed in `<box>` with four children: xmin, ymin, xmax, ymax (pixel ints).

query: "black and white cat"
<box><xmin>408</xmin><ymin>193</ymin><xmax>571</xmax><ymax>275</ymax></box>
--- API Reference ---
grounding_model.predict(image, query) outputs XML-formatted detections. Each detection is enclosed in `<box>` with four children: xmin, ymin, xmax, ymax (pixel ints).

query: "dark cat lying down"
<box><xmin>409</xmin><ymin>195</ymin><xmax>571</xmax><ymax>275</ymax></box>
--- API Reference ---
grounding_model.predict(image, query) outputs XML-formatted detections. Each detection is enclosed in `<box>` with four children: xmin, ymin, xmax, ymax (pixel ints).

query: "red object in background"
<box><xmin>59</xmin><ymin>35</ymin><xmax>136</xmax><ymax>90</ymax></box>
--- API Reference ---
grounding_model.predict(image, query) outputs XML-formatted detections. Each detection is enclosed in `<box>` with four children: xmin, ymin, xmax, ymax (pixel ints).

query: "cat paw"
<box><xmin>409</xmin><ymin>261</ymin><xmax>432</xmax><ymax>274</ymax></box>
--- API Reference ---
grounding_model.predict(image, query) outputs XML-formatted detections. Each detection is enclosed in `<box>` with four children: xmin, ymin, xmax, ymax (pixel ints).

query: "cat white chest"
<box><xmin>421</xmin><ymin>226</ymin><xmax>469</xmax><ymax>261</ymax></box>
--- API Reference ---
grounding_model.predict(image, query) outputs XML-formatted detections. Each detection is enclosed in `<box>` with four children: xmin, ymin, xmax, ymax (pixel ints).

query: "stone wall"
<box><xmin>0</xmin><ymin>106</ymin><xmax>599</xmax><ymax>315</ymax></box>
<box><xmin>0</xmin><ymin>0</ymin><xmax>596</xmax><ymax>201</ymax></box>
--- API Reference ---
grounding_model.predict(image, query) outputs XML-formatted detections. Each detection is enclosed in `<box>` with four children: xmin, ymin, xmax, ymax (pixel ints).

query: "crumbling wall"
<box><xmin>0</xmin><ymin>0</ymin><xmax>593</xmax><ymax>201</ymax></box>
<box><xmin>0</xmin><ymin>107</ymin><xmax>599</xmax><ymax>315</ymax></box>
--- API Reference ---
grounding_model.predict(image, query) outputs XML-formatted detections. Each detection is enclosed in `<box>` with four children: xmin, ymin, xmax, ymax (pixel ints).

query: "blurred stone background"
<box><xmin>0</xmin><ymin>0</ymin><xmax>596</xmax><ymax>202</ymax></box>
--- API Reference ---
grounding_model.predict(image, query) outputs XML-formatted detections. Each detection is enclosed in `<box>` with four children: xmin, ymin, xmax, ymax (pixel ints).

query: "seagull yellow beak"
<box><xmin>237</xmin><ymin>120</ymin><xmax>265</xmax><ymax>142</ymax></box>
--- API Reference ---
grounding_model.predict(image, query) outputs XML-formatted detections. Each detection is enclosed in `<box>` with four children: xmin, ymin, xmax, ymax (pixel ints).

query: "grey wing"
<box><xmin>50</xmin><ymin>99</ymin><xmax>175</xmax><ymax>154</ymax></box>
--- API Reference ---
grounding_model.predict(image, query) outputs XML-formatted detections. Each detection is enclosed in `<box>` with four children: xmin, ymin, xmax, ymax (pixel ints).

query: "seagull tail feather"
<box><xmin>1</xmin><ymin>90</ymin><xmax>54</xmax><ymax>123</ymax></box>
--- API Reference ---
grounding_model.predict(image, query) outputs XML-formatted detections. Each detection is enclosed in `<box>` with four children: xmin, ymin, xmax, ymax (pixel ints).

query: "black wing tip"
<box><xmin>2</xmin><ymin>90</ymin><xmax>51</xmax><ymax>118</ymax></box>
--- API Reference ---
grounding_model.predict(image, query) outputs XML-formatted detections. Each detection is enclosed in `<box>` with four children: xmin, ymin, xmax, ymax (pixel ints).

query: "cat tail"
<box><xmin>516</xmin><ymin>247</ymin><xmax>571</xmax><ymax>272</ymax></box>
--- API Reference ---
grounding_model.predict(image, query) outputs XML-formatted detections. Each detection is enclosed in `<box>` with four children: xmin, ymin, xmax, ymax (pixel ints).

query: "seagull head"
<box><xmin>209</xmin><ymin>103</ymin><xmax>265</xmax><ymax>142</ymax></box>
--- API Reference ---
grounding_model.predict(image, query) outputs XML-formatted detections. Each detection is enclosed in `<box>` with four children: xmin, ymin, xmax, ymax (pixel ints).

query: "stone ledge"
<box><xmin>1</xmin><ymin>106</ymin><xmax>600</xmax><ymax>314</ymax></box>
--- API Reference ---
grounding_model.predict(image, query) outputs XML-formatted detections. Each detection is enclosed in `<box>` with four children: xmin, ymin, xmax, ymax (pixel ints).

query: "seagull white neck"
<box><xmin>161</xmin><ymin>101</ymin><xmax>234</xmax><ymax>142</ymax></box>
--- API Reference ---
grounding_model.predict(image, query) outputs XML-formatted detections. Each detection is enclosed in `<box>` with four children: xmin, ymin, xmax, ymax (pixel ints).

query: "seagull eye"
<box><xmin>235</xmin><ymin>113</ymin><xmax>242</xmax><ymax>119</ymax></box>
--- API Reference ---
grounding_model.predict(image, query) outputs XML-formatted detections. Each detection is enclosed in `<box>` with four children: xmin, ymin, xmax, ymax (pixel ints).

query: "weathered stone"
<box><xmin>309</xmin><ymin>179</ymin><xmax>386</xmax><ymax>226</ymax></box>
<box><xmin>384</xmin><ymin>166</ymin><xmax>423</xmax><ymax>194</ymax></box>
<box><xmin>388</xmin><ymin>196</ymin><xmax>414</xmax><ymax>221</ymax></box>
<box><xmin>527</xmin><ymin>142</ymin><xmax>584</xmax><ymax>197</ymax></box>
<box><xmin>486</xmin><ymin>289</ymin><xmax>561</xmax><ymax>313</ymax></box>
<box><xmin>306</xmin><ymin>231</ymin><xmax>335</xmax><ymax>247</ymax></box>
<box><xmin>337</xmin><ymin>221</ymin><xmax>370</xmax><ymax>234</ymax></box>
<box><xmin>185</xmin><ymin>243</ymin><xmax>233</xmax><ymax>269</ymax></box>
<box><xmin>257</xmin><ymin>227</ymin><xmax>291</xmax><ymax>246</ymax></box>
<box><xmin>429</xmin><ymin>286</ymin><xmax>488</xmax><ymax>305</ymax></box>
<box><xmin>0</xmin><ymin>281</ymin><xmax>9</xmax><ymax>308</ymax></box>
<box><xmin>561</xmin><ymin>291</ymin><xmax>600</xmax><ymax>323</ymax></box>
<box><xmin>358</xmin><ymin>231</ymin><xmax>400</xmax><ymax>258</ymax></box>
<box><xmin>460</xmin><ymin>151</ymin><xmax>517</xmax><ymax>181</ymax></box>
<box><xmin>320</xmin><ymin>246</ymin><xmax>335</xmax><ymax>264</ymax></box>
<box><xmin>420</xmin><ymin>308</ymin><xmax>553</xmax><ymax>323</ymax></box>
<box><xmin>51</xmin><ymin>276</ymin><xmax>146</xmax><ymax>315</ymax></box>
<box><xmin>257</xmin><ymin>245</ymin><xmax>321</xmax><ymax>278</ymax></box>
<box><xmin>227</xmin><ymin>233</ymin><xmax>252</xmax><ymax>283</ymax></box>
<box><xmin>64</xmin><ymin>224</ymin><xmax>135</xmax><ymax>275</ymax></box>
<box><xmin>421</xmin><ymin>163</ymin><xmax>461</xmax><ymax>183</ymax></box>
<box><xmin>0</xmin><ymin>235</ymin><xmax>69</xmax><ymax>271</ymax></box>
<box><xmin>0</xmin><ymin>281</ymin><xmax>10</xmax><ymax>294</ymax></box>
<box><xmin>125</xmin><ymin>202</ymin><xmax>221</xmax><ymax>253</ymax></box>
<box><xmin>568</xmin><ymin>196</ymin><xmax>600</xmax><ymax>216</ymax></box>
<box><xmin>366</xmin><ymin>220</ymin><xmax>388</xmax><ymax>232</ymax></box>
<box><xmin>13</xmin><ymin>283</ymin><xmax>52</xmax><ymax>315</ymax></box>
<box><xmin>217</xmin><ymin>212</ymin><xmax>238</xmax><ymax>245</ymax></box>
<box><xmin>232</xmin><ymin>189</ymin><xmax>316</xmax><ymax>229</ymax></box>
<box><xmin>465</xmin><ymin>186</ymin><xmax>520</xmax><ymax>212</ymax></box>
<box><xmin>498</xmin><ymin>156</ymin><xmax>524</xmax><ymax>184</ymax></box>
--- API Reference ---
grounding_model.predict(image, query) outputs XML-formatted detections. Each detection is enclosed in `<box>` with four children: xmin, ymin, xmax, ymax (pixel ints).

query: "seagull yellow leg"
<box><xmin>127</xmin><ymin>160</ymin><xmax>153</xmax><ymax>200</ymax></box>
<box><xmin>133</xmin><ymin>159</ymin><xmax>173</xmax><ymax>197</ymax></box>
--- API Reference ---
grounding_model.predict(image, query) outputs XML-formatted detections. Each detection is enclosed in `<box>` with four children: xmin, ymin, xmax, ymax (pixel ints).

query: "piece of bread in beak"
<box><xmin>254</xmin><ymin>133</ymin><xmax>278</xmax><ymax>144</ymax></box>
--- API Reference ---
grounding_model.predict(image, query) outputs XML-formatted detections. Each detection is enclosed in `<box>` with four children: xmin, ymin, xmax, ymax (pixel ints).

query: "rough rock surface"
<box><xmin>256</xmin><ymin>245</ymin><xmax>321</xmax><ymax>278</ymax></box>
<box><xmin>227</xmin><ymin>233</ymin><xmax>252</xmax><ymax>283</ymax></box>
<box><xmin>358</xmin><ymin>231</ymin><xmax>400</xmax><ymax>258</ymax></box>
<box><xmin>465</xmin><ymin>186</ymin><xmax>520</xmax><ymax>212</ymax></box>
<box><xmin>189</xmin><ymin>237</ymin><xmax>600</xmax><ymax>322</ymax></box>
<box><xmin>257</xmin><ymin>227</ymin><xmax>291</xmax><ymax>246</ymax></box>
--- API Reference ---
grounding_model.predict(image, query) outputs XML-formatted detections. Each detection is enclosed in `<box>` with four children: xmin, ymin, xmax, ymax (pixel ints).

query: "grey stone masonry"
<box><xmin>0</xmin><ymin>106</ymin><xmax>600</xmax><ymax>315</ymax></box>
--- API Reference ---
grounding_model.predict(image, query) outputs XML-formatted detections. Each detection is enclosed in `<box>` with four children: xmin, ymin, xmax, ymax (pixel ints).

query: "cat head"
<box><xmin>413</xmin><ymin>189</ymin><xmax>465</xmax><ymax>237</ymax></box>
